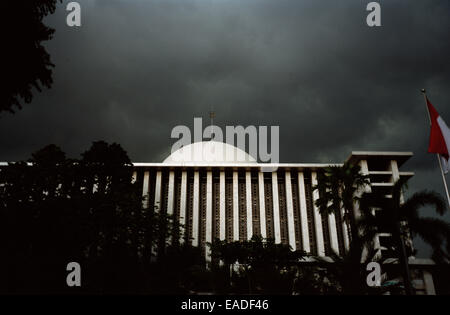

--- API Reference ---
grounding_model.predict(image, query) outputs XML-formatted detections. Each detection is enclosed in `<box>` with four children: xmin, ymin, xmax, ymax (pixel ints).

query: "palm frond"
<box><xmin>391</xmin><ymin>177</ymin><xmax>409</xmax><ymax>209</ymax></box>
<box><xmin>408</xmin><ymin>217</ymin><xmax>450</xmax><ymax>261</ymax></box>
<box><xmin>400</xmin><ymin>190</ymin><xmax>447</xmax><ymax>218</ymax></box>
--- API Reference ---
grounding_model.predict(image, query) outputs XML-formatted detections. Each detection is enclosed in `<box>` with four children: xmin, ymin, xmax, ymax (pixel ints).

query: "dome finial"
<box><xmin>209</xmin><ymin>109</ymin><xmax>215</xmax><ymax>141</ymax></box>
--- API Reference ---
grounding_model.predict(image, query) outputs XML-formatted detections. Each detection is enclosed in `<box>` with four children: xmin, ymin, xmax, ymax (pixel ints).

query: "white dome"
<box><xmin>163</xmin><ymin>141</ymin><xmax>257</xmax><ymax>164</ymax></box>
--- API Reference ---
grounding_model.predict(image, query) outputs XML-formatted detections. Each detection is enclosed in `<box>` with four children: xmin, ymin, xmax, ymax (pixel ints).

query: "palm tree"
<box><xmin>210</xmin><ymin>236</ymin><xmax>304</xmax><ymax>294</ymax></box>
<box><xmin>315</xmin><ymin>238</ymin><xmax>383</xmax><ymax>294</ymax></box>
<box><xmin>314</xmin><ymin>162</ymin><xmax>370</xmax><ymax>244</ymax></box>
<box><xmin>311</xmin><ymin>200</ymin><xmax>396</xmax><ymax>295</ymax></box>
<box><xmin>314</xmin><ymin>163</ymin><xmax>450</xmax><ymax>295</ymax></box>
<box><xmin>358</xmin><ymin>178</ymin><xmax>450</xmax><ymax>294</ymax></box>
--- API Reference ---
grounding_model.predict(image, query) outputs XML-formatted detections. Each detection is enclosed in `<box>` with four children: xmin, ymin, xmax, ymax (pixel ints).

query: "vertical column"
<box><xmin>359</xmin><ymin>159</ymin><xmax>372</xmax><ymax>260</ymax></box>
<box><xmin>206</xmin><ymin>171</ymin><xmax>213</xmax><ymax>261</ymax></box>
<box><xmin>341</xmin><ymin>207</ymin><xmax>350</xmax><ymax>252</ymax></box>
<box><xmin>232</xmin><ymin>171</ymin><xmax>239</xmax><ymax>241</ymax></box>
<box><xmin>154</xmin><ymin>171</ymin><xmax>162</xmax><ymax>212</ymax></box>
<box><xmin>167</xmin><ymin>171</ymin><xmax>175</xmax><ymax>216</ymax></box>
<box><xmin>258</xmin><ymin>172</ymin><xmax>267</xmax><ymax>239</ymax></box>
<box><xmin>272</xmin><ymin>172</ymin><xmax>281</xmax><ymax>244</ymax></box>
<box><xmin>167</xmin><ymin>171</ymin><xmax>175</xmax><ymax>244</ymax></box>
<box><xmin>192</xmin><ymin>171</ymin><xmax>200</xmax><ymax>246</ymax></box>
<box><xmin>360</xmin><ymin>159</ymin><xmax>370</xmax><ymax>176</ymax></box>
<box><xmin>245</xmin><ymin>171</ymin><xmax>253</xmax><ymax>240</ymax></box>
<box><xmin>423</xmin><ymin>271</ymin><xmax>436</xmax><ymax>295</ymax></box>
<box><xmin>390</xmin><ymin>160</ymin><xmax>403</xmax><ymax>201</ymax></box>
<box><xmin>151</xmin><ymin>171</ymin><xmax>161</xmax><ymax>258</ymax></box>
<box><xmin>390</xmin><ymin>160</ymin><xmax>400</xmax><ymax>180</ymax></box>
<box><xmin>328</xmin><ymin>209</ymin><xmax>340</xmax><ymax>255</ymax></box>
<box><xmin>142</xmin><ymin>171</ymin><xmax>150</xmax><ymax>208</ymax></box>
<box><xmin>391</xmin><ymin>159</ymin><xmax>411</xmax><ymax>255</ymax></box>
<box><xmin>356</xmin><ymin>159</ymin><xmax>371</xmax><ymax>219</ymax></box>
<box><xmin>219</xmin><ymin>171</ymin><xmax>226</xmax><ymax>241</ymax></box>
<box><xmin>179</xmin><ymin>171</ymin><xmax>187</xmax><ymax>243</ymax></box>
<box><xmin>311</xmin><ymin>171</ymin><xmax>325</xmax><ymax>256</ymax></box>
<box><xmin>285</xmin><ymin>171</ymin><xmax>296</xmax><ymax>250</ymax></box>
<box><xmin>298</xmin><ymin>172</ymin><xmax>310</xmax><ymax>252</ymax></box>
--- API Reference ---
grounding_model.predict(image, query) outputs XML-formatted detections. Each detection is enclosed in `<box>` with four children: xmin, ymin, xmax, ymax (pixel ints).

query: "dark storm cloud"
<box><xmin>1</xmin><ymin>0</ymin><xmax>449</xmax><ymax>254</ymax></box>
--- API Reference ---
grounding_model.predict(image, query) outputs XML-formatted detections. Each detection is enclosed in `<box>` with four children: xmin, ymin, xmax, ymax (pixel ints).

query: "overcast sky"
<box><xmin>1</xmin><ymin>0</ymin><xmax>449</xmax><ymax>256</ymax></box>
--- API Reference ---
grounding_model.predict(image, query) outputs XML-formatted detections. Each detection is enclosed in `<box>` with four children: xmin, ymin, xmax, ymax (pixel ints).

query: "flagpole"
<box><xmin>436</xmin><ymin>154</ymin><xmax>450</xmax><ymax>207</ymax></box>
<box><xmin>421</xmin><ymin>89</ymin><xmax>450</xmax><ymax>207</ymax></box>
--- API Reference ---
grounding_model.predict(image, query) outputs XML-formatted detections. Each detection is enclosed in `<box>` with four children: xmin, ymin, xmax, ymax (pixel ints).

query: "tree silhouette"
<box><xmin>314</xmin><ymin>162</ymin><xmax>370</xmax><ymax>244</ymax></box>
<box><xmin>7</xmin><ymin>143</ymin><xmax>446</xmax><ymax>294</ymax></box>
<box><xmin>313</xmin><ymin>163</ymin><xmax>450</xmax><ymax>295</ymax></box>
<box><xmin>3</xmin><ymin>1</ymin><xmax>61</xmax><ymax>113</ymax></box>
<box><xmin>210</xmin><ymin>236</ymin><xmax>306</xmax><ymax>294</ymax></box>
<box><xmin>0</xmin><ymin>141</ymin><xmax>208</xmax><ymax>294</ymax></box>
<box><xmin>313</xmin><ymin>217</ymin><xmax>403</xmax><ymax>295</ymax></box>
<box><xmin>358</xmin><ymin>178</ymin><xmax>450</xmax><ymax>294</ymax></box>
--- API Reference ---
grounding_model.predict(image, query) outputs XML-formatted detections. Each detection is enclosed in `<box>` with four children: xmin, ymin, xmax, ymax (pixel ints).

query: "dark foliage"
<box><xmin>314</xmin><ymin>162</ymin><xmax>450</xmax><ymax>294</ymax></box>
<box><xmin>3</xmin><ymin>1</ymin><xmax>61</xmax><ymax>113</ymax></box>
<box><xmin>0</xmin><ymin>141</ymin><xmax>204</xmax><ymax>294</ymax></box>
<box><xmin>210</xmin><ymin>236</ymin><xmax>335</xmax><ymax>294</ymax></box>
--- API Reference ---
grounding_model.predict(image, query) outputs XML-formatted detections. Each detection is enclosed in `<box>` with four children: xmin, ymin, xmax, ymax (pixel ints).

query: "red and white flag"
<box><xmin>427</xmin><ymin>98</ymin><xmax>450</xmax><ymax>174</ymax></box>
